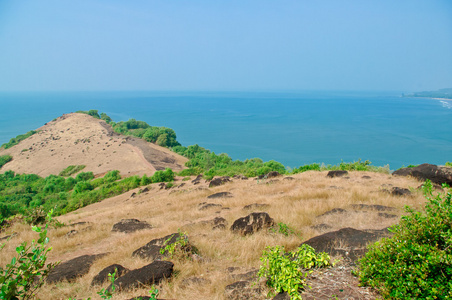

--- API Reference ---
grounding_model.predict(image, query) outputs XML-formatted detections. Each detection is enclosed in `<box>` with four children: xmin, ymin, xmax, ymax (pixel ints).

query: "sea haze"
<box><xmin>0</xmin><ymin>91</ymin><xmax>451</xmax><ymax>170</ymax></box>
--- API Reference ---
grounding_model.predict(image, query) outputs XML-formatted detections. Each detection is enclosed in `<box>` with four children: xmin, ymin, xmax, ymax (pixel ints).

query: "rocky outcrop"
<box><xmin>108</xmin><ymin>261</ymin><xmax>173</xmax><ymax>292</ymax></box>
<box><xmin>393</xmin><ymin>163</ymin><xmax>452</xmax><ymax>185</ymax></box>
<box><xmin>224</xmin><ymin>280</ymin><xmax>263</xmax><ymax>300</ymax></box>
<box><xmin>301</xmin><ymin>227</ymin><xmax>390</xmax><ymax>262</ymax></box>
<box><xmin>230</xmin><ymin>212</ymin><xmax>275</xmax><ymax>236</ymax></box>
<box><xmin>326</xmin><ymin>170</ymin><xmax>348</xmax><ymax>178</ymax></box>
<box><xmin>243</xmin><ymin>203</ymin><xmax>270</xmax><ymax>211</ymax></box>
<box><xmin>111</xmin><ymin>219</ymin><xmax>152</xmax><ymax>233</ymax></box>
<box><xmin>47</xmin><ymin>254</ymin><xmax>106</xmax><ymax>283</ymax></box>
<box><xmin>198</xmin><ymin>202</ymin><xmax>223</xmax><ymax>210</ymax></box>
<box><xmin>209</xmin><ymin>176</ymin><xmax>231</xmax><ymax>187</ymax></box>
<box><xmin>208</xmin><ymin>192</ymin><xmax>233</xmax><ymax>199</ymax></box>
<box><xmin>91</xmin><ymin>264</ymin><xmax>129</xmax><ymax>286</ymax></box>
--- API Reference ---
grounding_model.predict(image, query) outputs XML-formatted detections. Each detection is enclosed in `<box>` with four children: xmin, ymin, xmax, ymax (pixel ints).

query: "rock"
<box><xmin>378</xmin><ymin>212</ymin><xmax>397</xmax><ymax>218</ymax></box>
<box><xmin>199</xmin><ymin>217</ymin><xmax>228</xmax><ymax>230</ymax></box>
<box><xmin>112</xmin><ymin>219</ymin><xmax>152</xmax><ymax>233</ymax></box>
<box><xmin>47</xmin><ymin>254</ymin><xmax>106</xmax><ymax>283</ymax></box>
<box><xmin>301</xmin><ymin>227</ymin><xmax>390</xmax><ymax>262</ymax></box>
<box><xmin>243</xmin><ymin>203</ymin><xmax>270</xmax><ymax>211</ymax></box>
<box><xmin>362</xmin><ymin>175</ymin><xmax>371</xmax><ymax>179</ymax></box>
<box><xmin>180</xmin><ymin>276</ymin><xmax>211</xmax><ymax>288</ymax></box>
<box><xmin>266</xmin><ymin>171</ymin><xmax>281</xmax><ymax>178</ymax></box>
<box><xmin>108</xmin><ymin>261</ymin><xmax>173</xmax><ymax>292</ymax></box>
<box><xmin>233</xmin><ymin>175</ymin><xmax>248</xmax><ymax>180</ymax></box>
<box><xmin>317</xmin><ymin>208</ymin><xmax>347</xmax><ymax>217</ymax></box>
<box><xmin>91</xmin><ymin>264</ymin><xmax>129</xmax><ymax>286</ymax></box>
<box><xmin>310</xmin><ymin>223</ymin><xmax>332</xmax><ymax>231</ymax></box>
<box><xmin>391</xmin><ymin>187</ymin><xmax>412</xmax><ymax>196</ymax></box>
<box><xmin>69</xmin><ymin>221</ymin><xmax>89</xmax><ymax>227</ymax></box>
<box><xmin>350</xmin><ymin>204</ymin><xmax>395</xmax><ymax>211</ymax></box>
<box><xmin>198</xmin><ymin>202</ymin><xmax>222</xmax><ymax>210</ymax></box>
<box><xmin>327</xmin><ymin>170</ymin><xmax>349</xmax><ymax>178</ymax></box>
<box><xmin>132</xmin><ymin>232</ymin><xmax>195</xmax><ymax>261</ymax></box>
<box><xmin>283</xmin><ymin>177</ymin><xmax>294</xmax><ymax>180</ymax></box>
<box><xmin>231</xmin><ymin>269</ymin><xmax>258</xmax><ymax>281</ymax></box>
<box><xmin>224</xmin><ymin>280</ymin><xmax>263</xmax><ymax>300</ymax></box>
<box><xmin>65</xmin><ymin>229</ymin><xmax>78</xmax><ymax>238</ymax></box>
<box><xmin>192</xmin><ymin>174</ymin><xmax>203</xmax><ymax>184</ymax></box>
<box><xmin>207</xmin><ymin>192</ymin><xmax>233</xmax><ymax>199</ymax></box>
<box><xmin>273</xmin><ymin>293</ymin><xmax>290</xmax><ymax>300</ymax></box>
<box><xmin>130</xmin><ymin>192</ymin><xmax>137</xmax><ymax>198</ymax></box>
<box><xmin>0</xmin><ymin>232</ymin><xmax>17</xmax><ymax>241</ymax></box>
<box><xmin>209</xmin><ymin>176</ymin><xmax>231</xmax><ymax>187</ymax></box>
<box><xmin>230</xmin><ymin>212</ymin><xmax>275</xmax><ymax>236</ymax></box>
<box><xmin>393</xmin><ymin>163</ymin><xmax>452</xmax><ymax>185</ymax></box>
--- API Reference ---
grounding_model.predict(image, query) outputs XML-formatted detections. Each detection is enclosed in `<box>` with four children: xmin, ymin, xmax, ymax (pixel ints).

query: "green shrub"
<box><xmin>76</xmin><ymin>109</ymin><xmax>100</xmax><ymax>119</ymax></box>
<box><xmin>270</xmin><ymin>222</ymin><xmax>296</xmax><ymax>236</ymax></box>
<box><xmin>59</xmin><ymin>165</ymin><xmax>86</xmax><ymax>177</ymax></box>
<box><xmin>258</xmin><ymin>244</ymin><xmax>331</xmax><ymax>299</ymax></box>
<box><xmin>292</xmin><ymin>163</ymin><xmax>321</xmax><ymax>174</ymax></box>
<box><xmin>75</xmin><ymin>172</ymin><xmax>94</xmax><ymax>182</ymax></box>
<box><xmin>446</xmin><ymin>162</ymin><xmax>452</xmax><ymax>167</ymax></box>
<box><xmin>0</xmin><ymin>155</ymin><xmax>12</xmax><ymax>169</ymax></box>
<box><xmin>0</xmin><ymin>210</ymin><xmax>59</xmax><ymax>299</ymax></box>
<box><xmin>152</xmin><ymin>168</ymin><xmax>174</xmax><ymax>183</ymax></box>
<box><xmin>1</xmin><ymin>131</ymin><xmax>37</xmax><ymax>149</ymax></box>
<box><xmin>357</xmin><ymin>180</ymin><xmax>452</xmax><ymax>299</ymax></box>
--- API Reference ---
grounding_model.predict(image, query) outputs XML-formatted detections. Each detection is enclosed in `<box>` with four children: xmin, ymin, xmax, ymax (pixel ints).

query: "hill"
<box><xmin>0</xmin><ymin>113</ymin><xmax>187</xmax><ymax>177</ymax></box>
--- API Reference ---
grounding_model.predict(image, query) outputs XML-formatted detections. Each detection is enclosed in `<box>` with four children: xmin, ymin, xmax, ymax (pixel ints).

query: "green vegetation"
<box><xmin>404</xmin><ymin>88</ymin><xmax>452</xmax><ymax>99</ymax></box>
<box><xmin>160</xmin><ymin>230</ymin><xmax>190</xmax><ymax>259</ymax></box>
<box><xmin>1</xmin><ymin>131</ymin><xmax>37</xmax><ymax>150</ymax></box>
<box><xmin>357</xmin><ymin>180</ymin><xmax>452</xmax><ymax>299</ymax></box>
<box><xmin>446</xmin><ymin>162</ymin><xmax>452</xmax><ymax>167</ymax></box>
<box><xmin>0</xmin><ymin>168</ymin><xmax>174</xmax><ymax>220</ymax></box>
<box><xmin>0</xmin><ymin>210</ymin><xmax>58</xmax><ymax>300</ymax></box>
<box><xmin>0</xmin><ymin>155</ymin><xmax>12</xmax><ymax>169</ymax></box>
<box><xmin>270</xmin><ymin>222</ymin><xmax>296</xmax><ymax>236</ymax></box>
<box><xmin>76</xmin><ymin>109</ymin><xmax>101</xmax><ymax>119</ymax></box>
<box><xmin>58</xmin><ymin>165</ymin><xmax>86</xmax><ymax>177</ymax></box>
<box><xmin>258</xmin><ymin>244</ymin><xmax>331</xmax><ymax>299</ymax></box>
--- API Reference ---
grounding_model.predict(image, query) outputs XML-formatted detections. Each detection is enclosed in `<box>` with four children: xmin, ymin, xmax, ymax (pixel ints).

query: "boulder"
<box><xmin>112</xmin><ymin>219</ymin><xmax>152</xmax><ymax>233</ymax></box>
<box><xmin>199</xmin><ymin>217</ymin><xmax>228</xmax><ymax>230</ymax></box>
<box><xmin>180</xmin><ymin>276</ymin><xmax>211</xmax><ymax>288</ymax></box>
<box><xmin>301</xmin><ymin>227</ymin><xmax>390</xmax><ymax>262</ymax></box>
<box><xmin>91</xmin><ymin>264</ymin><xmax>129</xmax><ymax>286</ymax></box>
<box><xmin>207</xmin><ymin>192</ymin><xmax>233</xmax><ymax>199</ymax></box>
<box><xmin>209</xmin><ymin>176</ymin><xmax>231</xmax><ymax>187</ymax></box>
<box><xmin>273</xmin><ymin>293</ymin><xmax>290</xmax><ymax>300</ymax></box>
<box><xmin>350</xmin><ymin>204</ymin><xmax>395</xmax><ymax>211</ymax></box>
<box><xmin>243</xmin><ymin>203</ymin><xmax>270</xmax><ymax>211</ymax></box>
<box><xmin>266</xmin><ymin>171</ymin><xmax>281</xmax><ymax>178</ymax></box>
<box><xmin>224</xmin><ymin>280</ymin><xmax>263</xmax><ymax>300</ymax></box>
<box><xmin>393</xmin><ymin>163</ymin><xmax>452</xmax><ymax>185</ymax></box>
<box><xmin>230</xmin><ymin>212</ymin><xmax>275</xmax><ymax>236</ymax></box>
<box><xmin>326</xmin><ymin>170</ymin><xmax>349</xmax><ymax>178</ymax></box>
<box><xmin>132</xmin><ymin>233</ymin><xmax>181</xmax><ymax>260</ymax></box>
<box><xmin>47</xmin><ymin>254</ymin><xmax>106</xmax><ymax>283</ymax></box>
<box><xmin>108</xmin><ymin>261</ymin><xmax>173</xmax><ymax>292</ymax></box>
<box><xmin>317</xmin><ymin>208</ymin><xmax>347</xmax><ymax>217</ymax></box>
<box><xmin>391</xmin><ymin>187</ymin><xmax>412</xmax><ymax>196</ymax></box>
<box><xmin>198</xmin><ymin>202</ymin><xmax>223</xmax><ymax>210</ymax></box>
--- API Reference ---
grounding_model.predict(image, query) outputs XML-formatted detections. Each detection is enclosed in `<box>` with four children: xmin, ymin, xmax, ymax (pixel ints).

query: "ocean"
<box><xmin>0</xmin><ymin>90</ymin><xmax>451</xmax><ymax>170</ymax></box>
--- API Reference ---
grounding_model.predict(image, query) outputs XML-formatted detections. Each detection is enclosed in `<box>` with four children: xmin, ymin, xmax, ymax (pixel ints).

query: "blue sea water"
<box><xmin>0</xmin><ymin>90</ymin><xmax>451</xmax><ymax>170</ymax></box>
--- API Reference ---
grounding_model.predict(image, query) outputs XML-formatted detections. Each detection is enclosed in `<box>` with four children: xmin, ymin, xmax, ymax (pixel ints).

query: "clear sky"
<box><xmin>0</xmin><ymin>0</ymin><xmax>451</xmax><ymax>92</ymax></box>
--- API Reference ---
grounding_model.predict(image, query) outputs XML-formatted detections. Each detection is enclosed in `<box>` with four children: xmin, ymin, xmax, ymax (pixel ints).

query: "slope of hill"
<box><xmin>0</xmin><ymin>113</ymin><xmax>187</xmax><ymax>177</ymax></box>
<box><xmin>0</xmin><ymin>169</ymin><xmax>430</xmax><ymax>299</ymax></box>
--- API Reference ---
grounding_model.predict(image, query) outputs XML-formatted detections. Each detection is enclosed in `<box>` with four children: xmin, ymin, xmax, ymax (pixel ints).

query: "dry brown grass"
<box><xmin>0</xmin><ymin>170</ymin><xmax>428</xmax><ymax>299</ymax></box>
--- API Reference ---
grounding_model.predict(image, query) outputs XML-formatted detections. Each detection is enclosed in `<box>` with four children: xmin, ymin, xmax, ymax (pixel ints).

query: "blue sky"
<box><xmin>0</xmin><ymin>0</ymin><xmax>451</xmax><ymax>92</ymax></box>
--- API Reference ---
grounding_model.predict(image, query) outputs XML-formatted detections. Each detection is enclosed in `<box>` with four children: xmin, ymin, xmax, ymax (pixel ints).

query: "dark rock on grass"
<box><xmin>327</xmin><ymin>170</ymin><xmax>349</xmax><ymax>178</ymax></box>
<box><xmin>130</xmin><ymin>192</ymin><xmax>137</xmax><ymax>198</ymax></box>
<box><xmin>181</xmin><ymin>276</ymin><xmax>211</xmax><ymax>288</ymax></box>
<box><xmin>199</xmin><ymin>217</ymin><xmax>228</xmax><ymax>230</ymax></box>
<box><xmin>69</xmin><ymin>221</ymin><xmax>89</xmax><ymax>227</ymax></box>
<box><xmin>209</xmin><ymin>176</ymin><xmax>231</xmax><ymax>188</ymax></box>
<box><xmin>65</xmin><ymin>229</ymin><xmax>78</xmax><ymax>238</ymax></box>
<box><xmin>47</xmin><ymin>254</ymin><xmax>106</xmax><ymax>283</ymax></box>
<box><xmin>378</xmin><ymin>212</ymin><xmax>398</xmax><ymax>218</ymax></box>
<box><xmin>207</xmin><ymin>192</ymin><xmax>233</xmax><ymax>199</ymax></box>
<box><xmin>141</xmin><ymin>187</ymin><xmax>150</xmax><ymax>193</ymax></box>
<box><xmin>233</xmin><ymin>175</ymin><xmax>248</xmax><ymax>180</ymax></box>
<box><xmin>317</xmin><ymin>207</ymin><xmax>347</xmax><ymax>217</ymax></box>
<box><xmin>230</xmin><ymin>212</ymin><xmax>275</xmax><ymax>236</ymax></box>
<box><xmin>91</xmin><ymin>264</ymin><xmax>129</xmax><ymax>286</ymax></box>
<box><xmin>132</xmin><ymin>233</ymin><xmax>181</xmax><ymax>260</ymax></box>
<box><xmin>0</xmin><ymin>232</ymin><xmax>17</xmax><ymax>241</ymax></box>
<box><xmin>393</xmin><ymin>163</ymin><xmax>452</xmax><ymax>185</ymax></box>
<box><xmin>391</xmin><ymin>187</ymin><xmax>412</xmax><ymax>196</ymax></box>
<box><xmin>350</xmin><ymin>204</ymin><xmax>395</xmax><ymax>211</ymax></box>
<box><xmin>243</xmin><ymin>203</ymin><xmax>270</xmax><ymax>211</ymax></box>
<box><xmin>301</xmin><ymin>227</ymin><xmax>390</xmax><ymax>262</ymax></box>
<box><xmin>230</xmin><ymin>269</ymin><xmax>258</xmax><ymax>281</ymax></box>
<box><xmin>108</xmin><ymin>261</ymin><xmax>173</xmax><ymax>292</ymax></box>
<box><xmin>362</xmin><ymin>175</ymin><xmax>372</xmax><ymax>179</ymax></box>
<box><xmin>266</xmin><ymin>171</ymin><xmax>282</xmax><ymax>178</ymax></box>
<box><xmin>310</xmin><ymin>223</ymin><xmax>332</xmax><ymax>231</ymax></box>
<box><xmin>224</xmin><ymin>280</ymin><xmax>263</xmax><ymax>300</ymax></box>
<box><xmin>192</xmin><ymin>174</ymin><xmax>203</xmax><ymax>184</ymax></box>
<box><xmin>198</xmin><ymin>202</ymin><xmax>223</xmax><ymax>210</ymax></box>
<box><xmin>284</xmin><ymin>177</ymin><xmax>295</xmax><ymax>180</ymax></box>
<box><xmin>112</xmin><ymin>219</ymin><xmax>152</xmax><ymax>233</ymax></box>
<box><xmin>273</xmin><ymin>293</ymin><xmax>290</xmax><ymax>300</ymax></box>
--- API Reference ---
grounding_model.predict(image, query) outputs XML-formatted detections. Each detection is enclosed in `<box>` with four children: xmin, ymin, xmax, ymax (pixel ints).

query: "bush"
<box><xmin>1</xmin><ymin>131</ymin><xmax>37</xmax><ymax>149</ymax></box>
<box><xmin>0</xmin><ymin>210</ymin><xmax>59</xmax><ymax>299</ymax></box>
<box><xmin>152</xmin><ymin>168</ymin><xmax>174</xmax><ymax>183</ymax></box>
<box><xmin>59</xmin><ymin>165</ymin><xmax>86</xmax><ymax>177</ymax></box>
<box><xmin>0</xmin><ymin>155</ymin><xmax>12</xmax><ymax>169</ymax></box>
<box><xmin>357</xmin><ymin>180</ymin><xmax>452</xmax><ymax>299</ymax></box>
<box><xmin>258</xmin><ymin>244</ymin><xmax>331</xmax><ymax>299</ymax></box>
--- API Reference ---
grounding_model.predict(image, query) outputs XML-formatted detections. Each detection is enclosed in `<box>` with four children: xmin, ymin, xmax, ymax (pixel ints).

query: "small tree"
<box><xmin>0</xmin><ymin>210</ymin><xmax>59</xmax><ymax>299</ymax></box>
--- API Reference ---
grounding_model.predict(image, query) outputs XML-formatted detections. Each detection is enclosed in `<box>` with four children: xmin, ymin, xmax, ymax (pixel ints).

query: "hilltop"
<box><xmin>0</xmin><ymin>113</ymin><xmax>187</xmax><ymax>177</ymax></box>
